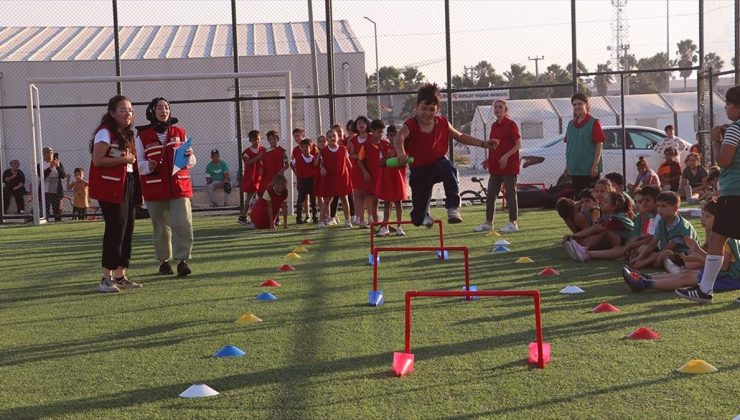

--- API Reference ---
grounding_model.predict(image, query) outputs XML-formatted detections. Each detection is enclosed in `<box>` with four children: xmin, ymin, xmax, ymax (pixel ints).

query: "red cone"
<box><xmin>278</xmin><ymin>264</ymin><xmax>296</xmax><ymax>272</ymax></box>
<box><xmin>592</xmin><ymin>301</ymin><xmax>620</xmax><ymax>313</ymax></box>
<box><xmin>260</xmin><ymin>279</ymin><xmax>282</xmax><ymax>287</ymax></box>
<box><xmin>627</xmin><ymin>327</ymin><xmax>661</xmax><ymax>340</ymax></box>
<box><xmin>300</xmin><ymin>239</ymin><xmax>315</xmax><ymax>245</ymax></box>
<box><xmin>537</xmin><ymin>267</ymin><xmax>560</xmax><ymax>276</ymax></box>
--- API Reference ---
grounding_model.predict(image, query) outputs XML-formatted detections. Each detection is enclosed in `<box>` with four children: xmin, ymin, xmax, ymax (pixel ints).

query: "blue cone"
<box><xmin>368</xmin><ymin>254</ymin><xmax>380</xmax><ymax>266</ymax></box>
<box><xmin>493</xmin><ymin>245</ymin><xmax>511</xmax><ymax>253</ymax></box>
<box><xmin>436</xmin><ymin>250</ymin><xmax>450</xmax><ymax>260</ymax></box>
<box><xmin>256</xmin><ymin>292</ymin><xmax>278</xmax><ymax>301</ymax></box>
<box><xmin>213</xmin><ymin>345</ymin><xmax>246</xmax><ymax>358</ymax></box>
<box><xmin>463</xmin><ymin>284</ymin><xmax>479</xmax><ymax>301</ymax></box>
<box><xmin>368</xmin><ymin>290</ymin><xmax>384</xmax><ymax>306</ymax></box>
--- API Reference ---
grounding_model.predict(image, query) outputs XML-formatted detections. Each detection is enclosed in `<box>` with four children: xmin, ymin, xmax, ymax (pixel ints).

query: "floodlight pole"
<box><xmin>308</xmin><ymin>0</ymin><xmax>323</xmax><ymax>132</ymax></box>
<box><xmin>231</xmin><ymin>0</ymin><xmax>245</xmax><ymax>211</ymax></box>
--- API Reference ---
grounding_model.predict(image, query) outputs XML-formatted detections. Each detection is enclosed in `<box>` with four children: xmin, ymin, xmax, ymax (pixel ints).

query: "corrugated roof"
<box><xmin>0</xmin><ymin>20</ymin><xmax>362</xmax><ymax>62</ymax></box>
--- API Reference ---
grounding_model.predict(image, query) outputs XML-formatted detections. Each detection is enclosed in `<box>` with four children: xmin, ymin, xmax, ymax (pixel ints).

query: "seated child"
<box><xmin>627</xmin><ymin>157</ymin><xmax>660</xmax><ymax>195</ymax></box>
<box><xmin>557</xmin><ymin>178</ymin><xmax>614</xmax><ymax>236</ymax></box>
<box><xmin>564</xmin><ymin>191</ymin><xmax>634</xmax><ymax>261</ymax></box>
<box><xmin>605</xmin><ymin>172</ymin><xmax>635</xmax><ymax>208</ymax></box>
<box><xmin>678</xmin><ymin>152</ymin><xmax>708</xmax><ymax>203</ymax></box>
<box><xmin>698</xmin><ymin>165</ymin><xmax>720</xmax><ymax>202</ymax></box>
<box><xmin>629</xmin><ymin>191</ymin><xmax>699</xmax><ymax>269</ymax></box>
<box><xmin>623</xmin><ymin>199</ymin><xmax>740</xmax><ymax>293</ymax></box>
<box><xmin>657</xmin><ymin>147</ymin><xmax>681</xmax><ymax>192</ymax></box>
<box><xmin>250</xmin><ymin>174</ymin><xmax>288</xmax><ymax>230</ymax></box>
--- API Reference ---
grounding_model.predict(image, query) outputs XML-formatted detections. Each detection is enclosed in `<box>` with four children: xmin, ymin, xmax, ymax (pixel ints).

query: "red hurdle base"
<box><xmin>369</xmin><ymin>220</ymin><xmax>445</xmax><ymax>261</ymax></box>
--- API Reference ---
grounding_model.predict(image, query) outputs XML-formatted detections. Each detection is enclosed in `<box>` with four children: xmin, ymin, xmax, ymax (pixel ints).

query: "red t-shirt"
<box><xmin>294</xmin><ymin>153</ymin><xmax>318</xmax><ymax>179</ymax></box>
<box><xmin>487</xmin><ymin>116</ymin><xmax>521</xmax><ymax>175</ymax></box>
<box><xmin>404</xmin><ymin>115</ymin><xmax>450</xmax><ymax>168</ymax></box>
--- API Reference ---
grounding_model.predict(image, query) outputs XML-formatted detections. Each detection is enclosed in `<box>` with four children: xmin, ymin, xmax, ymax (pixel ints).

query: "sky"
<box><xmin>0</xmin><ymin>0</ymin><xmax>736</xmax><ymax>84</ymax></box>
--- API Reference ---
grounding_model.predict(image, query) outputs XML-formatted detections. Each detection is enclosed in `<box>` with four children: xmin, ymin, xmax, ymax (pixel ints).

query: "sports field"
<box><xmin>0</xmin><ymin>206</ymin><xmax>737</xmax><ymax>419</ymax></box>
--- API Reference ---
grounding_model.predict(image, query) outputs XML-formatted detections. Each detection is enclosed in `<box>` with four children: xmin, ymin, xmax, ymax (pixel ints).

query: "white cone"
<box><xmin>559</xmin><ymin>285</ymin><xmax>584</xmax><ymax>294</ymax></box>
<box><xmin>179</xmin><ymin>384</ymin><xmax>220</xmax><ymax>398</ymax></box>
<box><xmin>494</xmin><ymin>240</ymin><xmax>510</xmax><ymax>246</ymax></box>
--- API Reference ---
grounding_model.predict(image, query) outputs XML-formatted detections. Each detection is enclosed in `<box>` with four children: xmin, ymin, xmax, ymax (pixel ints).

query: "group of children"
<box><xmin>236</xmin><ymin>121</ymin><xmax>408</xmax><ymax>235</ymax></box>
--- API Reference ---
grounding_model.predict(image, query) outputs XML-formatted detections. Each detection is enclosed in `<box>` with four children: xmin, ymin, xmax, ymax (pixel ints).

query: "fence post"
<box><xmin>230</xmin><ymin>0</ymin><xmax>245</xmax><ymax>212</ymax></box>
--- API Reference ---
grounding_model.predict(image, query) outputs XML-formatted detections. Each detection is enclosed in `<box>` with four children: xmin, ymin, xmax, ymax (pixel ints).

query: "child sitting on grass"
<box><xmin>622</xmin><ymin>199</ymin><xmax>740</xmax><ymax>294</ymax></box>
<box><xmin>557</xmin><ymin>178</ymin><xmax>614</xmax><ymax>236</ymax></box>
<box><xmin>249</xmin><ymin>174</ymin><xmax>288</xmax><ymax>230</ymax></box>
<box><xmin>564</xmin><ymin>191</ymin><xmax>634</xmax><ymax>261</ymax></box>
<box><xmin>629</xmin><ymin>191</ymin><xmax>699</xmax><ymax>269</ymax></box>
<box><xmin>657</xmin><ymin>147</ymin><xmax>681</xmax><ymax>192</ymax></box>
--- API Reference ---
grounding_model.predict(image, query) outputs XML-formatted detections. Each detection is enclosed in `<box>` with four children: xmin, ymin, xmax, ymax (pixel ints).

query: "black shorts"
<box><xmin>712</xmin><ymin>195</ymin><xmax>740</xmax><ymax>239</ymax></box>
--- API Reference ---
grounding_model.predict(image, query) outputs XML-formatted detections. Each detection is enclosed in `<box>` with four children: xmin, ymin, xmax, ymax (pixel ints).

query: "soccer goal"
<box><xmin>27</xmin><ymin>71</ymin><xmax>293</xmax><ymax>226</ymax></box>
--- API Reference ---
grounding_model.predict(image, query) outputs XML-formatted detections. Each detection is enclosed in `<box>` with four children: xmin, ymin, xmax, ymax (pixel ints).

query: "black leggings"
<box><xmin>99</xmin><ymin>173</ymin><xmax>136</xmax><ymax>270</ymax></box>
<box><xmin>330</xmin><ymin>194</ymin><xmax>354</xmax><ymax>218</ymax></box>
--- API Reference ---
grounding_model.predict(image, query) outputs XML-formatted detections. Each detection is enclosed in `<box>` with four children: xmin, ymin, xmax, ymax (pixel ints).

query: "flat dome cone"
<box><xmin>592</xmin><ymin>301</ymin><xmax>620</xmax><ymax>313</ymax></box>
<box><xmin>677</xmin><ymin>359</ymin><xmax>718</xmax><ymax>374</ymax></box>
<box><xmin>278</xmin><ymin>264</ymin><xmax>295</xmax><ymax>272</ymax></box>
<box><xmin>260</xmin><ymin>279</ymin><xmax>281</xmax><ymax>287</ymax></box>
<box><xmin>494</xmin><ymin>239</ymin><xmax>511</xmax><ymax>246</ymax></box>
<box><xmin>213</xmin><ymin>345</ymin><xmax>246</xmax><ymax>357</ymax></box>
<box><xmin>292</xmin><ymin>246</ymin><xmax>308</xmax><ymax>253</ymax></box>
<box><xmin>179</xmin><ymin>384</ymin><xmax>219</xmax><ymax>398</ymax></box>
<box><xmin>234</xmin><ymin>313</ymin><xmax>262</xmax><ymax>323</ymax></box>
<box><xmin>486</xmin><ymin>230</ymin><xmax>502</xmax><ymax>237</ymax></box>
<box><xmin>286</xmin><ymin>252</ymin><xmax>302</xmax><ymax>260</ymax></box>
<box><xmin>493</xmin><ymin>245</ymin><xmax>511</xmax><ymax>253</ymax></box>
<box><xmin>515</xmin><ymin>257</ymin><xmax>534</xmax><ymax>263</ymax></box>
<box><xmin>627</xmin><ymin>327</ymin><xmax>661</xmax><ymax>340</ymax></box>
<box><xmin>301</xmin><ymin>239</ymin><xmax>315</xmax><ymax>245</ymax></box>
<box><xmin>256</xmin><ymin>292</ymin><xmax>278</xmax><ymax>301</ymax></box>
<box><xmin>538</xmin><ymin>267</ymin><xmax>560</xmax><ymax>276</ymax></box>
<box><xmin>559</xmin><ymin>285</ymin><xmax>584</xmax><ymax>294</ymax></box>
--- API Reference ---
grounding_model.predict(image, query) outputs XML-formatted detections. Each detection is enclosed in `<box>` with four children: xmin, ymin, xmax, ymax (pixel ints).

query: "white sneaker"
<box><xmin>329</xmin><ymin>217</ymin><xmax>338</xmax><ymax>226</ymax></box>
<box><xmin>377</xmin><ymin>226</ymin><xmax>390</xmax><ymax>237</ymax></box>
<box><xmin>97</xmin><ymin>278</ymin><xmax>120</xmax><ymax>293</ymax></box>
<box><xmin>318</xmin><ymin>222</ymin><xmax>326</xmax><ymax>229</ymax></box>
<box><xmin>422</xmin><ymin>213</ymin><xmax>434</xmax><ymax>228</ymax></box>
<box><xmin>499</xmin><ymin>221</ymin><xmax>519</xmax><ymax>233</ymax></box>
<box><xmin>396</xmin><ymin>226</ymin><xmax>406</xmax><ymax>236</ymax></box>
<box><xmin>473</xmin><ymin>222</ymin><xmax>492</xmax><ymax>232</ymax></box>
<box><xmin>571</xmin><ymin>240</ymin><xmax>589</xmax><ymax>262</ymax></box>
<box><xmin>351</xmin><ymin>216</ymin><xmax>358</xmax><ymax>224</ymax></box>
<box><xmin>664</xmin><ymin>258</ymin><xmax>682</xmax><ymax>274</ymax></box>
<box><xmin>358</xmin><ymin>221</ymin><xmax>369</xmax><ymax>229</ymax></box>
<box><xmin>564</xmin><ymin>240</ymin><xmax>578</xmax><ymax>261</ymax></box>
<box><xmin>345</xmin><ymin>220</ymin><xmax>353</xmax><ymax>228</ymax></box>
<box><xmin>447</xmin><ymin>208</ymin><xmax>463</xmax><ymax>223</ymax></box>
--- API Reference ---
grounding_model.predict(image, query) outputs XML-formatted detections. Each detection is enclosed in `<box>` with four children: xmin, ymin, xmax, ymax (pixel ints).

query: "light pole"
<box><xmin>528</xmin><ymin>55</ymin><xmax>544</xmax><ymax>77</ymax></box>
<box><xmin>364</xmin><ymin>16</ymin><xmax>380</xmax><ymax>119</ymax></box>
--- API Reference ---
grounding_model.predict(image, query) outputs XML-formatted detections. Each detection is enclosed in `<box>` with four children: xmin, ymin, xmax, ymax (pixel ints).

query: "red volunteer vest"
<box><xmin>137</xmin><ymin>124</ymin><xmax>193</xmax><ymax>201</ymax></box>
<box><xmin>89</xmin><ymin>125</ymin><xmax>129</xmax><ymax>204</ymax></box>
<box><xmin>295</xmin><ymin>154</ymin><xmax>318</xmax><ymax>179</ymax></box>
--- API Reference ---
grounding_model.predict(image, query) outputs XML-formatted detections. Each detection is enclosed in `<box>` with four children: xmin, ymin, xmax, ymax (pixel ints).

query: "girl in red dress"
<box><xmin>250</xmin><ymin>174</ymin><xmax>288</xmax><ymax>230</ymax></box>
<box><xmin>375</xmin><ymin>133</ymin><xmax>408</xmax><ymax>237</ymax></box>
<box><xmin>358</xmin><ymin>119</ymin><xmax>385</xmax><ymax>228</ymax></box>
<box><xmin>239</xmin><ymin>130</ymin><xmax>265</xmax><ymax>224</ymax></box>
<box><xmin>348</xmin><ymin>116</ymin><xmax>372</xmax><ymax>228</ymax></box>
<box><xmin>318</xmin><ymin>129</ymin><xmax>353</xmax><ymax>228</ymax></box>
<box><xmin>260</xmin><ymin>130</ymin><xmax>289</xmax><ymax>194</ymax></box>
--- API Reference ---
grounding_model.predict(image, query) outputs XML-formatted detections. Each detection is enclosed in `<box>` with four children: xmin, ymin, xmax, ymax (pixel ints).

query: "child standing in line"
<box><xmin>348</xmin><ymin>116</ymin><xmax>372</xmax><ymax>228</ymax></box>
<box><xmin>250</xmin><ymin>174</ymin><xmax>288</xmax><ymax>230</ymax></box>
<box><xmin>238</xmin><ymin>130</ymin><xmax>266</xmax><ymax>225</ymax></box>
<box><xmin>317</xmin><ymin>128</ymin><xmax>353</xmax><ymax>228</ymax></box>
<box><xmin>358</xmin><ymin>119</ymin><xmax>385</xmax><ymax>228</ymax></box>
<box><xmin>565</xmin><ymin>191</ymin><xmax>635</xmax><ymax>261</ymax></box>
<box><xmin>293</xmin><ymin>139</ymin><xmax>319</xmax><ymax>224</ymax></box>
<box><xmin>375</xmin><ymin>128</ymin><xmax>408</xmax><ymax>237</ymax></box>
<box><xmin>67</xmin><ymin>167</ymin><xmax>89</xmax><ymax>220</ymax></box>
<box><xmin>630</xmin><ymin>191</ymin><xmax>699</xmax><ymax>270</ymax></box>
<box><xmin>260</xmin><ymin>130</ymin><xmax>289</xmax><ymax>192</ymax></box>
<box><xmin>657</xmin><ymin>147</ymin><xmax>681</xmax><ymax>192</ymax></box>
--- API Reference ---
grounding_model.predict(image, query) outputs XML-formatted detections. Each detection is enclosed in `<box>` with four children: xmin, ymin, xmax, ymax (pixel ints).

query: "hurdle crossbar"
<box><xmin>404</xmin><ymin>290</ymin><xmax>546</xmax><ymax>368</ymax></box>
<box><xmin>369</xmin><ymin>220</ymin><xmax>444</xmax><ymax>257</ymax></box>
<box><xmin>372</xmin><ymin>246</ymin><xmax>469</xmax><ymax>293</ymax></box>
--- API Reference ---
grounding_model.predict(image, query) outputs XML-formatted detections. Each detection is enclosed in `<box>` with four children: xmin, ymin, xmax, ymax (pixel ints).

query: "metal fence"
<box><xmin>0</xmin><ymin>0</ymin><xmax>738</xmax><ymax>221</ymax></box>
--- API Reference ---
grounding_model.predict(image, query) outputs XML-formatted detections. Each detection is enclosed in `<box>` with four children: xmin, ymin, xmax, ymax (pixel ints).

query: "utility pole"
<box><xmin>528</xmin><ymin>56</ymin><xmax>544</xmax><ymax>77</ymax></box>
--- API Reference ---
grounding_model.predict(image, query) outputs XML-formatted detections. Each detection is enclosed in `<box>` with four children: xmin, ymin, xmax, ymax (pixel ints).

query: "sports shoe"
<box><xmin>447</xmin><ymin>208</ymin><xmax>463</xmax><ymax>224</ymax></box>
<box><xmin>735</xmin><ymin>297</ymin><xmax>740</xmax><ymax>304</ymax></box>
<box><xmin>159</xmin><ymin>261</ymin><xmax>174</xmax><ymax>275</ymax></box>
<box><xmin>312</xmin><ymin>216</ymin><xmax>319</xmax><ymax>224</ymax></box>
<box><xmin>328</xmin><ymin>217</ymin><xmax>338</xmax><ymax>226</ymax></box>
<box><xmin>351</xmin><ymin>215</ymin><xmax>358</xmax><ymax>224</ymax></box>
<box><xmin>345</xmin><ymin>220</ymin><xmax>353</xmax><ymax>228</ymax></box>
<box><xmin>358</xmin><ymin>221</ymin><xmax>369</xmax><ymax>229</ymax></box>
<box><xmin>114</xmin><ymin>276</ymin><xmax>142</xmax><ymax>289</ymax></box>
<box><xmin>377</xmin><ymin>226</ymin><xmax>390</xmax><ymax>237</ymax></box>
<box><xmin>564</xmin><ymin>240</ymin><xmax>578</xmax><ymax>261</ymax></box>
<box><xmin>499</xmin><ymin>221</ymin><xmax>519</xmax><ymax>233</ymax></box>
<box><xmin>622</xmin><ymin>266</ymin><xmax>647</xmax><ymax>292</ymax></box>
<box><xmin>177</xmin><ymin>260</ymin><xmax>192</xmax><ymax>277</ymax></box>
<box><xmin>97</xmin><ymin>278</ymin><xmax>120</xmax><ymax>293</ymax></box>
<box><xmin>396</xmin><ymin>226</ymin><xmax>406</xmax><ymax>236</ymax></box>
<box><xmin>296</xmin><ymin>217</ymin><xmax>305</xmax><ymax>225</ymax></box>
<box><xmin>473</xmin><ymin>222</ymin><xmax>492</xmax><ymax>232</ymax></box>
<box><xmin>571</xmin><ymin>240</ymin><xmax>589</xmax><ymax>262</ymax></box>
<box><xmin>664</xmin><ymin>258</ymin><xmax>682</xmax><ymax>274</ymax></box>
<box><xmin>675</xmin><ymin>286</ymin><xmax>713</xmax><ymax>303</ymax></box>
<box><xmin>422</xmin><ymin>213</ymin><xmax>434</xmax><ymax>228</ymax></box>
<box><xmin>318</xmin><ymin>221</ymin><xmax>326</xmax><ymax>229</ymax></box>
<box><xmin>237</xmin><ymin>216</ymin><xmax>249</xmax><ymax>225</ymax></box>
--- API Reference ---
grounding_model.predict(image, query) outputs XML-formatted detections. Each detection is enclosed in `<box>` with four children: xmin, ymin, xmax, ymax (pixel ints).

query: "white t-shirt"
<box><xmin>95</xmin><ymin>129</ymin><xmax>134</xmax><ymax>173</ymax></box>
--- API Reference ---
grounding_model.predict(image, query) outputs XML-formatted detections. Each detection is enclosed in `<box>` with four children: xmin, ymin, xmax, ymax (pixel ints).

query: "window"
<box><xmin>602</xmin><ymin>129</ymin><xmax>622</xmax><ymax>150</ymax></box>
<box><xmin>628</xmin><ymin>129</ymin><xmax>665</xmax><ymax>149</ymax></box>
<box><xmin>520</xmin><ymin>121</ymin><xmax>544</xmax><ymax>139</ymax></box>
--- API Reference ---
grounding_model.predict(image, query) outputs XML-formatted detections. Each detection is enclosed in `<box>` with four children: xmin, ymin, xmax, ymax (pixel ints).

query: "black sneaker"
<box><xmin>97</xmin><ymin>278</ymin><xmax>120</xmax><ymax>293</ymax></box>
<box><xmin>177</xmin><ymin>260</ymin><xmax>192</xmax><ymax>277</ymax></box>
<box><xmin>159</xmin><ymin>261</ymin><xmax>174</xmax><ymax>275</ymax></box>
<box><xmin>237</xmin><ymin>216</ymin><xmax>249</xmax><ymax>225</ymax></box>
<box><xmin>312</xmin><ymin>216</ymin><xmax>319</xmax><ymax>224</ymax></box>
<box><xmin>296</xmin><ymin>217</ymin><xmax>305</xmax><ymax>225</ymax></box>
<box><xmin>675</xmin><ymin>286</ymin><xmax>713</xmax><ymax>303</ymax></box>
<box><xmin>621</xmin><ymin>267</ymin><xmax>646</xmax><ymax>292</ymax></box>
<box><xmin>114</xmin><ymin>276</ymin><xmax>142</xmax><ymax>289</ymax></box>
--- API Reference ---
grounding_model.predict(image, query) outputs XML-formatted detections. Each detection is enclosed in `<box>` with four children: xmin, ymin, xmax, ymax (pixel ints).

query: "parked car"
<box><xmin>517</xmin><ymin>126</ymin><xmax>692</xmax><ymax>187</ymax></box>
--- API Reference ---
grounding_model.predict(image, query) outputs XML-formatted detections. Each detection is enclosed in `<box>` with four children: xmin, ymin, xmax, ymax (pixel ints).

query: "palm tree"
<box><xmin>676</xmin><ymin>39</ymin><xmax>698</xmax><ymax>90</ymax></box>
<box><xmin>594</xmin><ymin>62</ymin><xmax>614</xmax><ymax>96</ymax></box>
<box><xmin>703</xmin><ymin>52</ymin><xmax>724</xmax><ymax>84</ymax></box>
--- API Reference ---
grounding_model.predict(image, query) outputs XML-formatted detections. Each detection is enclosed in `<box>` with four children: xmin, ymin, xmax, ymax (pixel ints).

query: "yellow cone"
<box><xmin>515</xmin><ymin>257</ymin><xmax>534</xmax><ymax>263</ymax></box>
<box><xmin>486</xmin><ymin>230</ymin><xmax>501</xmax><ymax>237</ymax></box>
<box><xmin>235</xmin><ymin>313</ymin><xmax>262</xmax><ymax>324</ymax></box>
<box><xmin>677</xmin><ymin>359</ymin><xmax>718</xmax><ymax>374</ymax></box>
<box><xmin>286</xmin><ymin>252</ymin><xmax>302</xmax><ymax>260</ymax></box>
<box><xmin>292</xmin><ymin>246</ymin><xmax>308</xmax><ymax>253</ymax></box>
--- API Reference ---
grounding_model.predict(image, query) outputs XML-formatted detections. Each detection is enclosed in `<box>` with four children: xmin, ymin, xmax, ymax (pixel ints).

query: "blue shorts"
<box><xmin>696</xmin><ymin>271</ymin><xmax>740</xmax><ymax>292</ymax></box>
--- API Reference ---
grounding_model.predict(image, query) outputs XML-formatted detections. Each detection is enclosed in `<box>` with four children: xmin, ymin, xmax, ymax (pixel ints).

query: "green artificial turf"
<box><xmin>0</xmin><ymin>206</ymin><xmax>738</xmax><ymax>419</ymax></box>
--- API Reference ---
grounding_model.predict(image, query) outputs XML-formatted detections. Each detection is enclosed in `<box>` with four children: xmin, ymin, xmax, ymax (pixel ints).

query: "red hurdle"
<box><xmin>399</xmin><ymin>289</ymin><xmax>548</xmax><ymax>372</ymax></box>
<box><xmin>369</xmin><ymin>220</ymin><xmax>445</xmax><ymax>259</ymax></box>
<box><xmin>372</xmin><ymin>246</ymin><xmax>470</xmax><ymax>293</ymax></box>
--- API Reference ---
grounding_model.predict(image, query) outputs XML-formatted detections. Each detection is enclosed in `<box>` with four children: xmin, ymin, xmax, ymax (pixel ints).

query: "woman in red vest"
<box><xmin>89</xmin><ymin>95</ymin><xmax>141</xmax><ymax>293</ymax></box>
<box><xmin>135</xmin><ymin>98</ymin><xmax>196</xmax><ymax>277</ymax></box>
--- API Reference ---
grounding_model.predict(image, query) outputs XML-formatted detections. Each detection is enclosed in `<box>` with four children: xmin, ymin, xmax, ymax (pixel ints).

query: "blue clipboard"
<box><xmin>171</xmin><ymin>138</ymin><xmax>192</xmax><ymax>175</ymax></box>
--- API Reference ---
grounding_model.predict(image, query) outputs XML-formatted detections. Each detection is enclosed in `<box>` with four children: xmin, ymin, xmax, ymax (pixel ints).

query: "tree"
<box><xmin>676</xmin><ymin>39</ymin><xmax>698</xmax><ymax>89</ymax></box>
<box><xmin>704</xmin><ymin>52</ymin><xmax>724</xmax><ymax>84</ymax></box>
<box><xmin>632</xmin><ymin>52</ymin><xmax>672</xmax><ymax>94</ymax></box>
<box><xmin>565</xmin><ymin>60</ymin><xmax>591</xmax><ymax>96</ymax></box>
<box><xmin>366</xmin><ymin>66</ymin><xmax>409</xmax><ymax>119</ymax></box>
<box><xmin>401</xmin><ymin>66</ymin><xmax>425</xmax><ymax>87</ymax></box>
<box><xmin>594</xmin><ymin>62</ymin><xmax>614</xmax><ymax>96</ymax></box>
<box><xmin>448</xmin><ymin>61</ymin><xmax>505</xmax><ymax>132</ymax></box>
